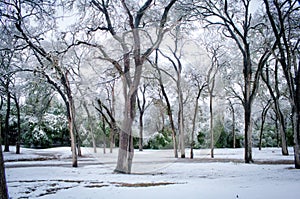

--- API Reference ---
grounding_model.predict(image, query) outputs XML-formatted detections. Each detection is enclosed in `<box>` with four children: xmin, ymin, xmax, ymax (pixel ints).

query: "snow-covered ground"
<box><xmin>3</xmin><ymin>146</ymin><xmax>300</xmax><ymax>199</ymax></box>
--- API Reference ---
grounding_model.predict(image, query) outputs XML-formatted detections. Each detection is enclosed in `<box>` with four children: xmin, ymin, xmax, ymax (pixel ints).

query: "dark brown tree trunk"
<box><xmin>293</xmin><ymin>107</ymin><xmax>300</xmax><ymax>169</ymax></box>
<box><xmin>293</xmin><ymin>61</ymin><xmax>300</xmax><ymax>168</ymax></box>
<box><xmin>178</xmin><ymin>76</ymin><xmax>185</xmax><ymax>158</ymax></box>
<box><xmin>259</xmin><ymin>100</ymin><xmax>271</xmax><ymax>151</ymax></box>
<box><xmin>209</xmin><ymin>90</ymin><xmax>214</xmax><ymax>158</ymax></box>
<box><xmin>138</xmin><ymin>112</ymin><xmax>144</xmax><ymax>151</ymax></box>
<box><xmin>228</xmin><ymin>100</ymin><xmax>236</xmax><ymax>148</ymax></box>
<box><xmin>154</xmin><ymin>50</ymin><xmax>178</xmax><ymax>158</ymax></box>
<box><xmin>110</xmin><ymin>84</ymin><xmax>116</xmax><ymax>153</ymax></box>
<box><xmin>102</xmin><ymin>116</ymin><xmax>106</xmax><ymax>154</ymax></box>
<box><xmin>263</xmin><ymin>0</ymin><xmax>299</xmax><ymax>168</ymax></box>
<box><xmin>190</xmin><ymin>97</ymin><xmax>198</xmax><ymax>159</ymax></box>
<box><xmin>261</xmin><ymin>62</ymin><xmax>289</xmax><ymax>155</ymax></box>
<box><xmin>13</xmin><ymin>97</ymin><xmax>21</xmax><ymax>154</ymax></box>
<box><xmin>0</xmin><ymin>114</ymin><xmax>9</xmax><ymax>199</ymax></box>
<box><xmin>4</xmin><ymin>90</ymin><xmax>10</xmax><ymax>152</ymax></box>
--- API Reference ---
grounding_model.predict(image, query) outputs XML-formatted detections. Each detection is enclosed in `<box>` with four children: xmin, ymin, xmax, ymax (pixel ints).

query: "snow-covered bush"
<box><xmin>145</xmin><ymin>129</ymin><xmax>172</xmax><ymax>149</ymax></box>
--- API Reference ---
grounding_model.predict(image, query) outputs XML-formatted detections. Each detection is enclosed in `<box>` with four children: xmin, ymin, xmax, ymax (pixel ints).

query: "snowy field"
<box><xmin>3</xmin><ymin>146</ymin><xmax>300</xmax><ymax>199</ymax></box>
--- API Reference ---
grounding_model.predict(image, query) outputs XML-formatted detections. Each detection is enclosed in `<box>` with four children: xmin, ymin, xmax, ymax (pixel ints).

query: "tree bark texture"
<box><xmin>293</xmin><ymin>61</ymin><xmax>300</xmax><ymax>169</ymax></box>
<box><xmin>228</xmin><ymin>100</ymin><xmax>236</xmax><ymax>148</ymax></box>
<box><xmin>263</xmin><ymin>0</ymin><xmax>299</xmax><ymax>168</ymax></box>
<box><xmin>14</xmin><ymin>97</ymin><xmax>21</xmax><ymax>154</ymax></box>
<box><xmin>138</xmin><ymin>112</ymin><xmax>144</xmax><ymax>151</ymax></box>
<box><xmin>244</xmin><ymin>62</ymin><xmax>253</xmax><ymax>163</ymax></box>
<box><xmin>114</xmin><ymin>90</ymin><xmax>136</xmax><ymax>173</ymax></box>
<box><xmin>209</xmin><ymin>90</ymin><xmax>214</xmax><ymax>158</ymax></box>
<box><xmin>178</xmin><ymin>75</ymin><xmax>185</xmax><ymax>158</ymax></box>
<box><xmin>0</xmin><ymin>115</ymin><xmax>9</xmax><ymax>199</ymax></box>
<box><xmin>4</xmin><ymin>89</ymin><xmax>10</xmax><ymax>152</ymax></box>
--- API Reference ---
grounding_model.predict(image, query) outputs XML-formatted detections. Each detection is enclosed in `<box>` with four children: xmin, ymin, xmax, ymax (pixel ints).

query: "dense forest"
<box><xmin>0</xmin><ymin>1</ymin><xmax>299</xmax><ymax>196</ymax></box>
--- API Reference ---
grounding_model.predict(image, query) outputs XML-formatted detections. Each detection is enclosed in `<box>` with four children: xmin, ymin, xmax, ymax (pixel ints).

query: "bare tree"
<box><xmin>158</xmin><ymin>27</ymin><xmax>186</xmax><ymax>158</ymax></box>
<box><xmin>196</xmin><ymin>0</ymin><xmax>268</xmax><ymax>163</ymax></box>
<box><xmin>263</xmin><ymin>0</ymin><xmax>300</xmax><ymax>168</ymax></box>
<box><xmin>0</xmin><ymin>0</ymin><xmax>80</xmax><ymax>167</ymax></box>
<box><xmin>206</xmin><ymin>45</ymin><xmax>222</xmax><ymax>158</ymax></box>
<box><xmin>261</xmin><ymin>61</ymin><xmax>289</xmax><ymax>155</ymax></box>
<box><xmin>83</xmin><ymin>0</ymin><xmax>178</xmax><ymax>173</ymax></box>
<box><xmin>149</xmin><ymin>50</ymin><xmax>178</xmax><ymax>158</ymax></box>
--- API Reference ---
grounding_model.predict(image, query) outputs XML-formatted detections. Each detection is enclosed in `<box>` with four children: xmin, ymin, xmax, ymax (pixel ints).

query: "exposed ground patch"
<box><xmin>111</xmin><ymin>182</ymin><xmax>177</xmax><ymax>187</ymax></box>
<box><xmin>8</xmin><ymin>179</ymin><xmax>179</xmax><ymax>198</ymax></box>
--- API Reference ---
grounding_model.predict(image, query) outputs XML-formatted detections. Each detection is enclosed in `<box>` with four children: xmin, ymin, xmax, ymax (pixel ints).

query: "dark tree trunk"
<box><xmin>102</xmin><ymin>116</ymin><xmax>106</xmax><ymax>154</ymax></box>
<box><xmin>13</xmin><ymin>97</ymin><xmax>21</xmax><ymax>154</ymax></box>
<box><xmin>263</xmin><ymin>0</ymin><xmax>299</xmax><ymax>169</ymax></box>
<box><xmin>137</xmin><ymin>84</ymin><xmax>149</xmax><ymax>152</ymax></box>
<box><xmin>154</xmin><ymin>50</ymin><xmax>178</xmax><ymax>158</ymax></box>
<box><xmin>4</xmin><ymin>91</ymin><xmax>10</xmax><ymax>152</ymax></box>
<box><xmin>259</xmin><ymin>100</ymin><xmax>271</xmax><ymax>151</ymax></box>
<box><xmin>261</xmin><ymin>62</ymin><xmax>289</xmax><ymax>155</ymax></box>
<box><xmin>209</xmin><ymin>90</ymin><xmax>214</xmax><ymax>158</ymax></box>
<box><xmin>138</xmin><ymin>112</ymin><xmax>144</xmax><ymax>151</ymax></box>
<box><xmin>293</xmin><ymin>60</ymin><xmax>300</xmax><ymax>168</ymax></box>
<box><xmin>0</xmin><ymin>115</ymin><xmax>9</xmax><ymax>199</ymax></box>
<box><xmin>228</xmin><ymin>100</ymin><xmax>236</xmax><ymax>148</ymax></box>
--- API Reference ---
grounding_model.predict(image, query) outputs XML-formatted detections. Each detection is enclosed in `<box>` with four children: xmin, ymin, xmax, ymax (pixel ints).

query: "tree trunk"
<box><xmin>244</xmin><ymin>47</ymin><xmax>254</xmax><ymax>163</ymax></box>
<box><xmin>14</xmin><ymin>97</ymin><xmax>21</xmax><ymax>154</ymax></box>
<box><xmin>229</xmin><ymin>101</ymin><xmax>236</xmax><ymax>148</ymax></box>
<box><xmin>244</xmin><ymin>67</ymin><xmax>253</xmax><ymax>163</ymax></box>
<box><xmin>114</xmin><ymin>92</ymin><xmax>135</xmax><ymax>173</ymax></box>
<box><xmin>102</xmin><ymin>116</ymin><xmax>106</xmax><ymax>154</ymax></box>
<box><xmin>92</xmin><ymin>130</ymin><xmax>97</xmax><ymax>153</ymax></box>
<box><xmin>169</xmin><ymin>108</ymin><xmax>178</xmax><ymax>159</ymax></box>
<box><xmin>4</xmin><ymin>91</ymin><xmax>10</xmax><ymax>152</ymax></box>
<box><xmin>110</xmin><ymin>84</ymin><xmax>116</xmax><ymax>153</ymax></box>
<box><xmin>0</xmin><ymin>115</ymin><xmax>9</xmax><ymax>199</ymax></box>
<box><xmin>138</xmin><ymin>112</ymin><xmax>144</xmax><ymax>151</ymax></box>
<box><xmin>244</xmin><ymin>101</ymin><xmax>253</xmax><ymax>163</ymax></box>
<box><xmin>293</xmin><ymin>110</ymin><xmax>300</xmax><ymax>169</ymax></box>
<box><xmin>259</xmin><ymin>100</ymin><xmax>271</xmax><ymax>151</ymax></box>
<box><xmin>293</xmin><ymin>64</ymin><xmax>300</xmax><ymax>168</ymax></box>
<box><xmin>66</xmin><ymin>95</ymin><xmax>78</xmax><ymax>167</ymax></box>
<box><xmin>210</xmin><ymin>91</ymin><xmax>214</xmax><ymax>158</ymax></box>
<box><xmin>77</xmin><ymin>134</ymin><xmax>82</xmax><ymax>157</ymax></box>
<box><xmin>190</xmin><ymin>95</ymin><xmax>199</xmax><ymax>159</ymax></box>
<box><xmin>110</xmin><ymin>125</ymin><xmax>115</xmax><ymax>154</ymax></box>
<box><xmin>261</xmin><ymin>62</ymin><xmax>289</xmax><ymax>155</ymax></box>
<box><xmin>178</xmin><ymin>79</ymin><xmax>185</xmax><ymax>158</ymax></box>
<box><xmin>155</xmin><ymin>51</ymin><xmax>178</xmax><ymax>158</ymax></box>
<box><xmin>68</xmin><ymin>113</ymin><xmax>78</xmax><ymax>167</ymax></box>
